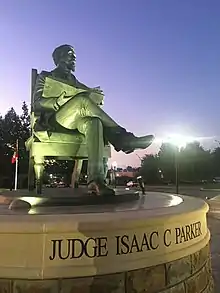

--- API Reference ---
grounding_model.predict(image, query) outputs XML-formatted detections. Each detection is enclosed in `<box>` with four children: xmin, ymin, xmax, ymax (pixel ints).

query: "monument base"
<box><xmin>0</xmin><ymin>244</ymin><xmax>213</xmax><ymax>293</ymax></box>
<box><xmin>0</xmin><ymin>192</ymin><xmax>214</xmax><ymax>293</ymax></box>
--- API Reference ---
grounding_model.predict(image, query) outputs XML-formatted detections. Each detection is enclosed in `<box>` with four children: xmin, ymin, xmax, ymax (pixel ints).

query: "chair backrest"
<box><xmin>30</xmin><ymin>69</ymin><xmax>39</xmax><ymax>133</ymax></box>
<box><xmin>31</xmin><ymin>69</ymin><xmax>38</xmax><ymax>112</ymax></box>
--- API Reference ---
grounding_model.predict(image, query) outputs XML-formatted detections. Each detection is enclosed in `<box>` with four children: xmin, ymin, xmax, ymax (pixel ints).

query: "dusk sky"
<box><xmin>1</xmin><ymin>0</ymin><xmax>220</xmax><ymax>167</ymax></box>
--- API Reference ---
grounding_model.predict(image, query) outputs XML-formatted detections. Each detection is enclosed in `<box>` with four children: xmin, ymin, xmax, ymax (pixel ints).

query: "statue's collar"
<box><xmin>50</xmin><ymin>68</ymin><xmax>76</xmax><ymax>86</ymax></box>
<box><xmin>51</xmin><ymin>68</ymin><xmax>73</xmax><ymax>79</ymax></box>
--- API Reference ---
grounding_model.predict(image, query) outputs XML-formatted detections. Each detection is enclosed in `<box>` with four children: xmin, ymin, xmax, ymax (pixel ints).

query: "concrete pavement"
<box><xmin>208</xmin><ymin>216</ymin><xmax>220</xmax><ymax>293</ymax></box>
<box><xmin>146</xmin><ymin>185</ymin><xmax>220</xmax><ymax>199</ymax></box>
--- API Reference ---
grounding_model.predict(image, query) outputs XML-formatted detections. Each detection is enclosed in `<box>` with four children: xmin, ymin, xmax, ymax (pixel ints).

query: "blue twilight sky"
<box><xmin>0</xmin><ymin>0</ymin><xmax>220</xmax><ymax>167</ymax></box>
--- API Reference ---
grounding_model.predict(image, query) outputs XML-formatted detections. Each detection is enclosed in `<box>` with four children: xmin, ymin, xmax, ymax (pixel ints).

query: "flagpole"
<box><xmin>14</xmin><ymin>139</ymin><xmax>18</xmax><ymax>191</ymax></box>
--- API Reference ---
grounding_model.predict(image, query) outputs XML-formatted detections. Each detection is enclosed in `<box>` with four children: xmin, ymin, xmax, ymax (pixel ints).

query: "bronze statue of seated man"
<box><xmin>33</xmin><ymin>44</ymin><xmax>154</xmax><ymax>196</ymax></box>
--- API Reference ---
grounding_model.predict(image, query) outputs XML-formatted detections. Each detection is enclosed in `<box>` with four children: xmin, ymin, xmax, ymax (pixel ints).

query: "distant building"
<box><xmin>115</xmin><ymin>170</ymin><xmax>137</xmax><ymax>178</ymax></box>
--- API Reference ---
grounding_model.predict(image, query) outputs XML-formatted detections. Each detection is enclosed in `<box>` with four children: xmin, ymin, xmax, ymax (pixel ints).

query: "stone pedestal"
<box><xmin>0</xmin><ymin>192</ymin><xmax>214</xmax><ymax>293</ymax></box>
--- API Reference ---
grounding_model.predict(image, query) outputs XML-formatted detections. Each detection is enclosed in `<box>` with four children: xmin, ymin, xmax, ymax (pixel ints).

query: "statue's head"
<box><xmin>52</xmin><ymin>44</ymin><xmax>76</xmax><ymax>72</ymax></box>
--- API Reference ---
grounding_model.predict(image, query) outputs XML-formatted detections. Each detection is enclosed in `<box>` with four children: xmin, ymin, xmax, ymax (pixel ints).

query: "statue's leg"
<box><xmin>71</xmin><ymin>159</ymin><xmax>108</xmax><ymax>188</ymax></box>
<box><xmin>55</xmin><ymin>94</ymin><xmax>154</xmax><ymax>154</ymax></box>
<box><xmin>77</xmin><ymin>117</ymin><xmax>104</xmax><ymax>182</ymax></box>
<box><xmin>55</xmin><ymin>94</ymin><xmax>118</xmax><ymax>129</ymax></box>
<box><xmin>76</xmin><ymin>117</ymin><xmax>114</xmax><ymax>196</ymax></box>
<box><xmin>34</xmin><ymin>156</ymin><xmax>44</xmax><ymax>195</ymax></box>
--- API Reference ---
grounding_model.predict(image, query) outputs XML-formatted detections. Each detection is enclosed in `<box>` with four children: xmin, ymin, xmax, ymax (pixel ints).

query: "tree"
<box><xmin>3</xmin><ymin>107</ymin><xmax>22</xmax><ymax>148</ymax></box>
<box><xmin>140</xmin><ymin>141</ymin><xmax>214</xmax><ymax>184</ymax></box>
<box><xmin>45</xmin><ymin>160</ymin><xmax>75</xmax><ymax>185</ymax></box>
<box><xmin>20</xmin><ymin>102</ymin><xmax>30</xmax><ymax>136</ymax></box>
<box><xmin>158</xmin><ymin>143</ymin><xmax>176</xmax><ymax>182</ymax></box>
<box><xmin>0</xmin><ymin>103</ymin><xmax>30</xmax><ymax>187</ymax></box>
<box><xmin>18</xmin><ymin>102</ymin><xmax>31</xmax><ymax>174</ymax></box>
<box><xmin>179</xmin><ymin>142</ymin><xmax>212</xmax><ymax>182</ymax></box>
<box><xmin>212</xmin><ymin>145</ymin><xmax>220</xmax><ymax>177</ymax></box>
<box><xmin>139</xmin><ymin>154</ymin><xmax>160</xmax><ymax>184</ymax></box>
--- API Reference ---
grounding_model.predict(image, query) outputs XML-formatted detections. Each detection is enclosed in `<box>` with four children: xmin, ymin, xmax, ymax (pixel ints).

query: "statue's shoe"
<box><xmin>115</xmin><ymin>134</ymin><xmax>155</xmax><ymax>154</ymax></box>
<box><xmin>105</xmin><ymin>126</ymin><xmax>154</xmax><ymax>154</ymax></box>
<box><xmin>88</xmin><ymin>180</ymin><xmax>115</xmax><ymax>196</ymax></box>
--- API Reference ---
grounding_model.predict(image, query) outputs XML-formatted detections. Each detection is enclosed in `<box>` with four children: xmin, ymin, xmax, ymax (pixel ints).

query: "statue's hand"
<box><xmin>91</xmin><ymin>86</ymin><xmax>104</xmax><ymax>96</ymax></box>
<box><xmin>56</xmin><ymin>91</ymin><xmax>67</xmax><ymax>108</ymax></box>
<box><xmin>89</xmin><ymin>87</ymin><xmax>104</xmax><ymax>105</ymax></box>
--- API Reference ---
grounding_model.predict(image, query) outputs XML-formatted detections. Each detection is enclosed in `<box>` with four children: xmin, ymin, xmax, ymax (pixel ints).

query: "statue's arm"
<box><xmin>33</xmin><ymin>73</ymin><xmax>59</xmax><ymax>111</ymax></box>
<box><xmin>75</xmin><ymin>78</ymin><xmax>104</xmax><ymax>105</ymax></box>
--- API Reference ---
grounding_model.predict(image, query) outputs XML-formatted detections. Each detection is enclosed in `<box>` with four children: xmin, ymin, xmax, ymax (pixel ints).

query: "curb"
<box><xmin>200</xmin><ymin>188</ymin><xmax>220</xmax><ymax>192</ymax></box>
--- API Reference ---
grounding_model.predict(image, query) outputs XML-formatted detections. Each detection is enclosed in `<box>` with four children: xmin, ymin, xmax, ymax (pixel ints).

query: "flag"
<box><xmin>11</xmin><ymin>140</ymin><xmax>18</xmax><ymax>164</ymax></box>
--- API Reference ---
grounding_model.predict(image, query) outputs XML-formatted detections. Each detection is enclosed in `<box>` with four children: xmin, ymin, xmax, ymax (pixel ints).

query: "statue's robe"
<box><xmin>33</xmin><ymin>68</ymin><xmax>91</xmax><ymax>132</ymax></box>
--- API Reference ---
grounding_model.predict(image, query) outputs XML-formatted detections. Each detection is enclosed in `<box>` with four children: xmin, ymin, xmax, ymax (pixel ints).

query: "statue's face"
<box><xmin>58</xmin><ymin>47</ymin><xmax>76</xmax><ymax>72</ymax></box>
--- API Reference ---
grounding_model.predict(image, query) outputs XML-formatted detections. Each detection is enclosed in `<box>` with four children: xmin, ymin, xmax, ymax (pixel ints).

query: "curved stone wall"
<box><xmin>0</xmin><ymin>193</ymin><xmax>214</xmax><ymax>292</ymax></box>
<box><xmin>0</xmin><ymin>244</ymin><xmax>213</xmax><ymax>293</ymax></box>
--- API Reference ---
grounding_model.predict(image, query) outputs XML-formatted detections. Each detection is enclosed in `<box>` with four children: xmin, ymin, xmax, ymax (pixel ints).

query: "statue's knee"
<box><xmin>86</xmin><ymin>117</ymin><xmax>102</xmax><ymax>129</ymax></box>
<box><xmin>77</xmin><ymin>117</ymin><xmax>102</xmax><ymax>134</ymax></box>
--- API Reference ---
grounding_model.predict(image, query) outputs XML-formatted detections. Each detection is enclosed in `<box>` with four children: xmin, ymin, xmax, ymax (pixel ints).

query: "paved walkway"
<box><xmin>208</xmin><ymin>216</ymin><xmax>220</xmax><ymax>292</ymax></box>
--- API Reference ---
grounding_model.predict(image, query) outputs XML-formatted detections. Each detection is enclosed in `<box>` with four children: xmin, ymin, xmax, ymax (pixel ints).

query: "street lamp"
<box><xmin>174</xmin><ymin>146</ymin><xmax>180</xmax><ymax>194</ymax></box>
<box><xmin>165</xmin><ymin>134</ymin><xmax>195</xmax><ymax>194</ymax></box>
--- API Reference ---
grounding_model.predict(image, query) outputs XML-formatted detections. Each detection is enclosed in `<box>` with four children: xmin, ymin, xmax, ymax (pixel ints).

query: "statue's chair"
<box><xmin>25</xmin><ymin>69</ymin><xmax>111</xmax><ymax>194</ymax></box>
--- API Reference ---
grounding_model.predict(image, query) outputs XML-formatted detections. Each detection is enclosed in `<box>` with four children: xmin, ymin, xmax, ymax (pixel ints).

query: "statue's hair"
<box><xmin>52</xmin><ymin>44</ymin><xmax>75</xmax><ymax>65</ymax></box>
